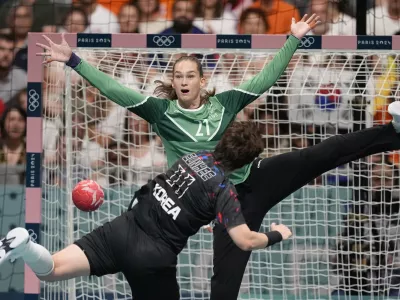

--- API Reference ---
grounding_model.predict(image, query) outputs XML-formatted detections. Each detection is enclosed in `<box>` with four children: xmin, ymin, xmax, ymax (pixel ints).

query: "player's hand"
<box><xmin>36</xmin><ymin>33</ymin><xmax>72</xmax><ymax>64</ymax></box>
<box><xmin>290</xmin><ymin>14</ymin><xmax>320</xmax><ymax>39</ymax></box>
<box><xmin>270</xmin><ymin>223</ymin><xmax>292</xmax><ymax>240</ymax></box>
<box><xmin>203</xmin><ymin>224</ymin><xmax>213</xmax><ymax>233</ymax></box>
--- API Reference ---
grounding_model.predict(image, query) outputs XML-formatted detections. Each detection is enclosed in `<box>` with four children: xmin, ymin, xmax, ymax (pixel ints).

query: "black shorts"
<box><xmin>74</xmin><ymin>210</ymin><xmax>179</xmax><ymax>300</ymax></box>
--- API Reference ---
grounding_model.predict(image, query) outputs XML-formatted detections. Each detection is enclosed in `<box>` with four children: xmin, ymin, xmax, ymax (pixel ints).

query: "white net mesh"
<box><xmin>41</xmin><ymin>48</ymin><xmax>400</xmax><ymax>299</ymax></box>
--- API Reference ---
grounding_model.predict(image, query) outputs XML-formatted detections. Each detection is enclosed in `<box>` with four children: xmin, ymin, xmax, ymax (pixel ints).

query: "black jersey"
<box><xmin>131</xmin><ymin>151</ymin><xmax>245</xmax><ymax>254</ymax></box>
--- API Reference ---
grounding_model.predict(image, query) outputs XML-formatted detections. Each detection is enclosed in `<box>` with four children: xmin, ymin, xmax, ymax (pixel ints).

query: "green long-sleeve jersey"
<box><xmin>72</xmin><ymin>36</ymin><xmax>300</xmax><ymax>185</ymax></box>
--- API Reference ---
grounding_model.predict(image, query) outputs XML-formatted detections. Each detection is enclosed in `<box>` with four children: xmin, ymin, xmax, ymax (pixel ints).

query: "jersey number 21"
<box><xmin>196</xmin><ymin>120</ymin><xmax>210</xmax><ymax>136</ymax></box>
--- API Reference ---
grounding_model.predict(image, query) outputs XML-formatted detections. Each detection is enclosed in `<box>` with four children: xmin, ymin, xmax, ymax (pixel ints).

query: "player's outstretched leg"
<box><xmin>211</xmin><ymin>102</ymin><xmax>400</xmax><ymax>300</ymax></box>
<box><xmin>0</xmin><ymin>227</ymin><xmax>90</xmax><ymax>281</ymax></box>
<box><xmin>251</xmin><ymin>103</ymin><xmax>400</xmax><ymax>214</ymax></box>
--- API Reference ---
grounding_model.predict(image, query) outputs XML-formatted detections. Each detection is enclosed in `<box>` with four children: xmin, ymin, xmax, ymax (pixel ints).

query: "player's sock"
<box><xmin>23</xmin><ymin>241</ymin><xmax>54</xmax><ymax>276</ymax></box>
<box><xmin>388</xmin><ymin>101</ymin><xmax>400</xmax><ymax>133</ymax></box>
<box><xmin>0</xmin><ymin>227</ymin><xmax>54</xmax><ymax>276</ymax></box>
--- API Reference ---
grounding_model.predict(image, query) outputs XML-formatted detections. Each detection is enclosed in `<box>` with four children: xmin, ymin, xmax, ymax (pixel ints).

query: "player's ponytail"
<box><xmin>153</xmin><ymin>80</ymin><xmax>178</xmax><ymax>100</ymax></box>
<box><xmin>153</xmin><ymin>55</ymin><xmax>216</xmax><ymax>105</ymax></box>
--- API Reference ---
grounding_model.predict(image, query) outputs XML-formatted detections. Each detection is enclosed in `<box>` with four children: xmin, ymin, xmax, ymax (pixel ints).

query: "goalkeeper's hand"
<box><xmin>291</xmin><ymin>13</ymin><xmax>321</xmax><ymax>39</ymax></box>
<box><xmin>36</xmin><ymin>32</ymin><xmax>72</xmax><ymax>64</ymax></box>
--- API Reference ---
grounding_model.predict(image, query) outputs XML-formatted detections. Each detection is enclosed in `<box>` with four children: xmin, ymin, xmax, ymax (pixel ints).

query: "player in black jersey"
<box><xmin>0</xmin><ymin>122</ymin><xmax>292</xmax><ymax>299</ymax></box>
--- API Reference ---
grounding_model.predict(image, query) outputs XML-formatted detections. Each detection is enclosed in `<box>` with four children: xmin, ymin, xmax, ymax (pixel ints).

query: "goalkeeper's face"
<box><xmin>172</xmin><ymin>60</ymin><xmax>205</xmax><ymax>106</ymax></box>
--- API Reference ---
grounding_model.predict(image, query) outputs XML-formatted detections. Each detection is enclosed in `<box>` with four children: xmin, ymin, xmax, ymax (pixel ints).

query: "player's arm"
<box><xmin>227</xmin><ymin>223</ymin><xmax>292</xmax><ymax>251</ymax></box>
<box><xmin>215</xmin><ymin>35</ymin><xmax>299</xmax><ymax>114</ymax></box>
<box><xmin>36</xmin><ymin>34</ymin><xmax>168</xmax><ymax>124</ymax></box>
<box><xmin>215</xmin><ymin>182</ymin><xmax>292</xmax><ymax>251</ymax></box>
<box><xmin>215</xmin><ymin>14</ymin><xmax>320</xmax><ymax>114</ymax></box>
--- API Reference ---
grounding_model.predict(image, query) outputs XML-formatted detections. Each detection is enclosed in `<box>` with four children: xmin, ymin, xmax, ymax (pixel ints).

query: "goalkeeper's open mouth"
<box><xmin>181</xmin><ymin>89</ymin><xmax>190</xmax><ymax>95</ymax></box>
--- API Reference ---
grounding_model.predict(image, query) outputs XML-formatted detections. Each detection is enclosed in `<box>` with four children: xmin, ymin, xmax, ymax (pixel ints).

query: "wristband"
<box><xmin>66</xmin><ymin>52</ymin><xmax>81</xmax><ymax>68</ymax></box>
<box><xmin>264</xmin><ymin>231</ymin><xmax>283</xmax><ymax>247</ymax></box>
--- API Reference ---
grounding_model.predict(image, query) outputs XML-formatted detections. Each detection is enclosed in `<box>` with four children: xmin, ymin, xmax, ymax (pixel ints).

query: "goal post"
<box><xmin>27</xmin><ymin>32</ymin><xmax>400</xmax><ymax>299</ymax></box>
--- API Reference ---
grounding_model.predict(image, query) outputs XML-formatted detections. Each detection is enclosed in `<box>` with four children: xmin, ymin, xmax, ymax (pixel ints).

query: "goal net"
<box><xmin>27</xmin><ymin>33</ymin><xmax>400</xmax><ymax>300</ymax></box>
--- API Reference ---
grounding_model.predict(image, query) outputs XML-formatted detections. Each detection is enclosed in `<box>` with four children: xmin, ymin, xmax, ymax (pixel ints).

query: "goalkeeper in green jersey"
<box><xmin>36</xmin><ymin>13</ymin><xmax>400</xmax><ymax>300</ymax></box>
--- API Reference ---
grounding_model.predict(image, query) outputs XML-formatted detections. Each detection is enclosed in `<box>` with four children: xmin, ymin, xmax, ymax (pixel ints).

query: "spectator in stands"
<box><xmin>5</xmin><ymin>4</ymin><xmax>33</xmax><ymax>49</ymax></box>
<box><xmin>225</xmin><ymin>0</ymin><xmax>255</xmax><ymax>19</ymax></box>
<box><xmin>251</xmin><ymin>0</ymin><xmax>301</xmax><ymax>34</ymax></box>
<box><xmin>370</xmin><ymin>156</ymin><xmax>400</xmax><ymax>216</ymax></box>
<box><xmin>159</xmin><ymin>0</ymin><xmax>205</xmax><ymax>34</ymax></box>
<box><xmin>2</xmin><ymin>3</ymin><xmax>34</xmax><ymax>71</ymax></box>
<box><xmin>193</xmin><ymin>0</ymin><xmax>237</xmax><ymax>34</ymax></box>
<box><xmin>238</xmin><ymin>7</ymin><xmax>269</xmax><ymax>34</ymax></box>
<box><xmin>368</xmin><ymin>54</ymin><xmax>398</xmax><ymax>128</ymax></box>
<box><xmin>93</xmin><ymin>0</ymin><xmax>128</xmax><ymax>16</ymax></box>
<box><xmin>0</xmin><ymin>105</ymin><xmax>26</xmax><ymax>185</ymax></box>
<box><xmin>0</xmin><ymin>34</ymin><xmax>26</xmax><ymax>104</ymax></box>
<box><xmin>43</xmin><ymin>7</ymin><xmax>90</xmax><ymax>33</ymax></box>
<box><xmin>0</xmin><ymin>0</ymin><xmax>63</xmax><ymax>33</ymax></box>
<box><xmin>290</xmin><ymin>124</ymin><xmax>310</xmax><ymax>150</ymax></box>
<box><xmin>43</xmin><ymin>124</ymin><xmax>91</xmax><ymax>188</ymax></box>
<box><xmin>81</xmin><ymin>81</ymin><xmax>126</xmax><ymax>148</ymax></box>
<box><xmin>103</xmin><ymin>140</ymin><xmax>130</xmax><ymax>187</ymax></box>
<box><xmin>7</xmin><ymin>88</ymin><xmax>26</xmax><ymax>113</ymax></box>
<box><xmin>249</xmin><ymin>104</ymin><xmax>290</xmax><ymax>157</ymax></box>
<box><xmin>286</xmin><ymin>0</ymin><xmax>309</xmax><ymax>15</ymax></box>
<box><xmin>102</xmin><ymin>112</ymin><xmax>165</xmax><ymax>188</ymax></box>
<box><xmin>206</xmin><ymin>53</ymin><xmax>237</xmax><ymax>93</ymax></box>
<box><xmin>42</xmin><ymin>70</ymin><xmax>63</xmax><ymax>159</ymax></box>
<box><xmin>74</xmin><ymin>0</ymin><xmax>120</xmax><ymax>33</ymax></box>
<box><xmin>0</xmin><ymin>105</ymin><xmax>26</xmax><ymax>166</ymax></box>
<box><xmin>309</xmin><ymin>0</ymin><xmax>356</xmax><ymax>35</ymax></box>
<box><xmin>62</xmin><ymin>7</ymin><xmax>90</xmax><ymax>33</ymax></box>
<box><xmin>118</xmin><ymin>3</ymin><xmax>140</xmax><ymax>33</ymax></box>
<box><xmin>126</xmin><ymin>114</ymin><xmax>165</xmax><ymax>186</ymax></box>
<box><xmin>334</xmin><ymin>154</ymin><xmax>400</xmax><ymax>296</ymax></box>
<box><xmin>367</xmin><ymin>0</ymin><xmax>400</xmax><ymax>35</ymax></box>
<box><xmin>134</xmin><ymin>0</ymin><xmax>170</xmax><ymax>33</ymax></box>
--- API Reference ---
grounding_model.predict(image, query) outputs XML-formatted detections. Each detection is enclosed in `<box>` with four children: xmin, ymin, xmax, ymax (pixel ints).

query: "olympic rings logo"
<box><xmin>28</xmin><ymin>229</ymin><xmax>38</xmax><ymax>243</ymax></box>
<box><xmin>153</xmin><ymin>35</ymin><xmax>175</xmax><ymax>47</ymax></box>
<box><xmin>300</xmin><ymin>37</ymin><xmax>315</xmax><ymax>48</ymax></box>
<box><xmin>28</xmin><ymin>89</ymin><xmax>40</xmax><ymax>112</ymax></box>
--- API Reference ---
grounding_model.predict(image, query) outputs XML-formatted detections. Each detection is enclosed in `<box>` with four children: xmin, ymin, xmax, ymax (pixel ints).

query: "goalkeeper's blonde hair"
<box><xmin>153</xmin><ymin>55</ymin><xmax>215</xmax><ymax>105</ymax></box>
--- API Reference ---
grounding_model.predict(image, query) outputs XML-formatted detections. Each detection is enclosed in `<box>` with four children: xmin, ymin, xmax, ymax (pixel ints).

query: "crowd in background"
<box><xmin>0</xmin><ymin>0</ymin><xmax>399</xmax><ymax>296</ymax></box>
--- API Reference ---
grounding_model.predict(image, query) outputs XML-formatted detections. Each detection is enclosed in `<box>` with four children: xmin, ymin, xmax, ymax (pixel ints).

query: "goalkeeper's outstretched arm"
<box><xmin>36</xmin><ymin>34</ymin><xmax>168</xmax><ymax>124</ymax></box>
<box><xmin>228</xmin><ymin>223</ymin><xmax>292</xmax><ymax>251</ymax></box>
<box><xmin>215</xmin><ymin>14</ymin><xmax>320</xmax><ymax>114</ymax></box>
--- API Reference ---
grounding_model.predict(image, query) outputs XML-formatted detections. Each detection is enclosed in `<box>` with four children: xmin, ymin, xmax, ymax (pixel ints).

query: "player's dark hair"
<box><xmin>214</xmin><ymin>122</ymin><xmax>264</xmax><ymax>172</ymax></box>
<box><xmin>154</xmin><ymin>55</ymin><xmax>216</xmax><ymax>105</ymax></box>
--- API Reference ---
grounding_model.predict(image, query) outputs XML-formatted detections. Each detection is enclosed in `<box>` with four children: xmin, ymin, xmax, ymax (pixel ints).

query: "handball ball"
<box><xmin>72</xmin><ymin>180</ymin><xmax>104</xmax><ymax>212</ymax></box>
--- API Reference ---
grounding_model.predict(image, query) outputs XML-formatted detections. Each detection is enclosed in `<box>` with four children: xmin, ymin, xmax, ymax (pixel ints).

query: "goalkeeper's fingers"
<box><xmin>61</xmin><ymin>32</ymin><xmax>69</xmax><ymax>45</ymax></box>
<box><xmin>42</xmin><ymin>58</ymin><xmax>54</xmax><ymax>65</ymax></box>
